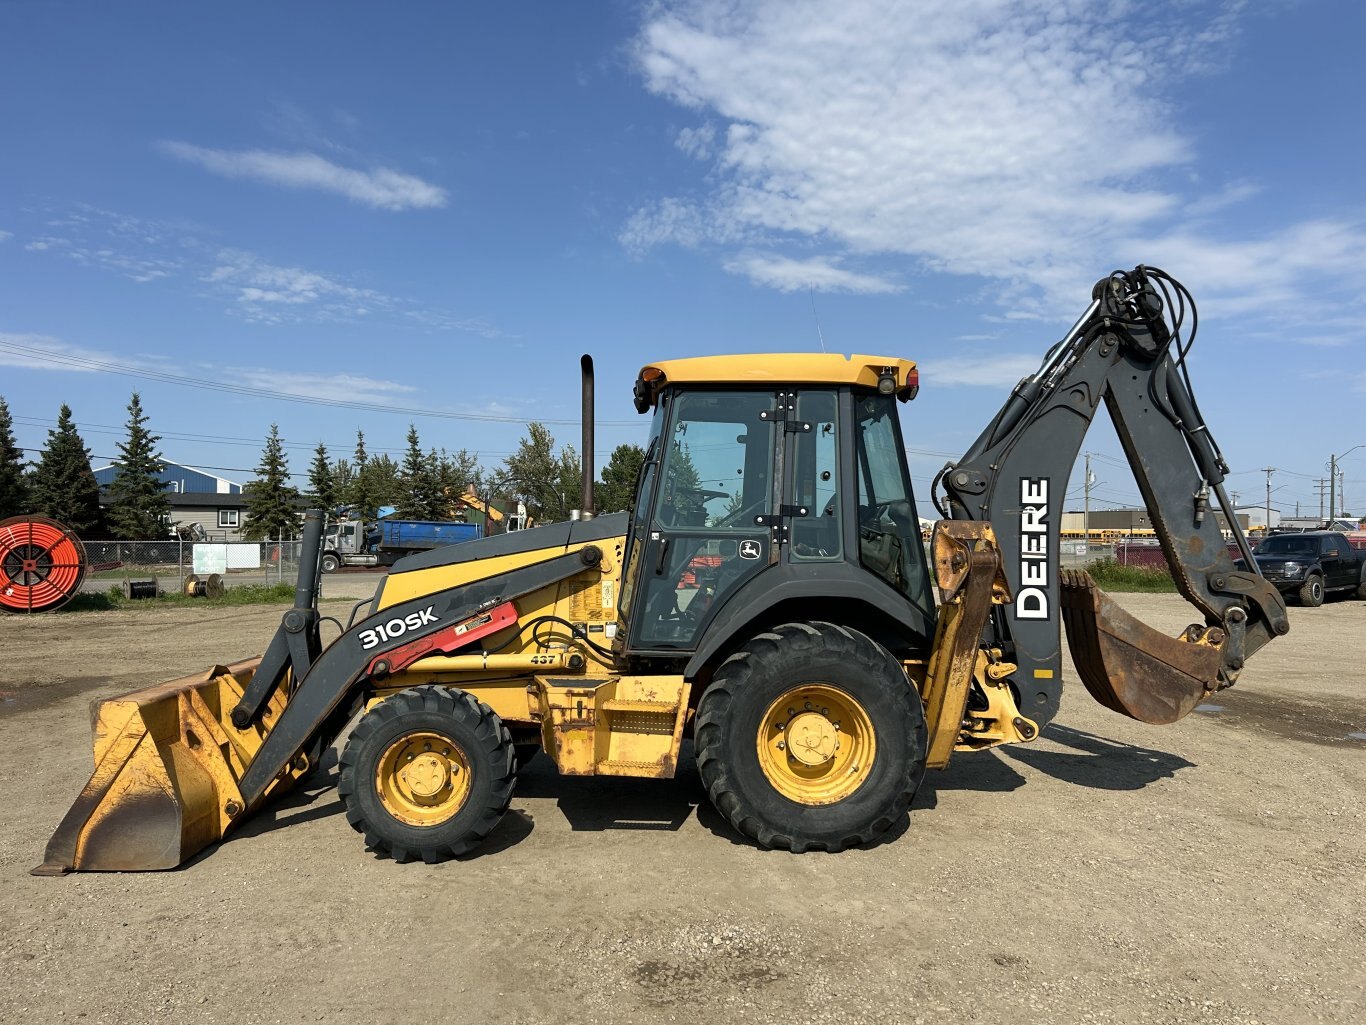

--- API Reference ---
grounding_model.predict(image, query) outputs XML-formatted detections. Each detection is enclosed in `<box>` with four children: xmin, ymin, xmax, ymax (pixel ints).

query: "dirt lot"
<box><xmin>1</xmin><ymin>593</ymin><xmax>1363</xmax><ymax>1025</ymax></box>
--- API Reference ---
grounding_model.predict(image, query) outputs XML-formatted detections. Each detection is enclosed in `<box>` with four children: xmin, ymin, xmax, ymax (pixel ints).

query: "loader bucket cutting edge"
<box><xmin>33</xmin><ymin>658</ymin><xmax>310</xmax><ymax>874</ymax></box>
<box><xmin>1059</xmin><ymin>569</ymin><xmax>1223</xmax><ymax>726</ymax></box>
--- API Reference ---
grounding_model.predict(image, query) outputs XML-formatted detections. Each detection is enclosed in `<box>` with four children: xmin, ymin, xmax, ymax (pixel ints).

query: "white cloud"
<box><xmin>619</xmin><ymin>197</ymin><xmax>712</xmax><ymax>253</ymax></box>
<box><xmin>0</xmin><ymin>230</ymin><xmax>11</xmax><ymax>243</ymax></box>
<box><xmin>627</xmin><ymin>1</ymin><xmax>1366</xmax><ymax>324</ymax></box>
<box><xmin>723</xmin><ymin>252</ymin><xmax>902</xmax><ymax>294</ymax></box>
<box><xmin>204</xmin><ymin>250</ymin><xmax>392</xmax><ymax>322</ymax></box>
<box><xmin>916</xmin><ymin>353</ymin><xmax>1043</xmax><ymax>389</ymax></box>
<box><xmin>228</xmin><ymin>368</ymin><xmax>418</xmax><ymax>405</ymax></box>
<box><xmin>675</xmin><ymin>122</ymin><xmax>716</xmax><ymax>159</ymax></box>
<box><xmin>0</xmin><ymin>332</ymin><xmax>164</xmax><ymax>374</ymax></box>
<box><xmin>159</xmin><ymin>141</ymin><xmax>448</xmax><ymax>211</ymax></box>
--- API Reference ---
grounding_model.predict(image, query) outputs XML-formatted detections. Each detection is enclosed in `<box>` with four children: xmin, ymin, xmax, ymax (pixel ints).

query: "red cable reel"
<box><xmin>0</xmin><ymin>515</ymin><xmax>88</xmax><ymax>613</ymax></box>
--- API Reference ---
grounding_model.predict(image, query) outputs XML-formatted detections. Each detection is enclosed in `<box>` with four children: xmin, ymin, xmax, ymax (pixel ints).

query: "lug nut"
<box><xmin>776</xmin><ymin>741</ymin><xmax>786</xmax><ymax>750</ymax></box>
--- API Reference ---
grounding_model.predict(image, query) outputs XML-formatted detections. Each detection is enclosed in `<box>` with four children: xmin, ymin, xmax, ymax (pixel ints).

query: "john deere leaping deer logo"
<box><xmin>739</xmin><ymin>540</ymin><xmax>763</xmax><ymax>560</ymax></box>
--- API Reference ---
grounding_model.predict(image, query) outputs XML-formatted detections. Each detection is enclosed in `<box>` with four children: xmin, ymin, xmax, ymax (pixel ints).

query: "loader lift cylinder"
<box><xmin>295</xmin><ymin>509</ymin><xmax>325</xmax><ymax>611</ymax></box>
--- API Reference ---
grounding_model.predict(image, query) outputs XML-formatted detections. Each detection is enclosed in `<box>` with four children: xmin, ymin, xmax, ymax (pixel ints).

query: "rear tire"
<box><xmin>338</xmin><ymin>686</ymin><xmax>514</xmax><ymax>863</ymax></box>
<box><xmin>1298</xmin><ymin>574</ymin><xmax>1324</xmax><ymax>607</ymax></box>
<box><xmin>1356</xmin><ymin>567</ymin><xmax>1366</xmax><ymax>600</ymax></box>
<box><xmin>695</xmin><ymin>622</ymin><xmax>926</xmax><ymax>853</ymax></box>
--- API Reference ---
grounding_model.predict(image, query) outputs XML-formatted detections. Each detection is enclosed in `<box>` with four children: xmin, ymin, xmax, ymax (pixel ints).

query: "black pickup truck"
<box><xmin>1243</xmin><ymin>531</ymin><xmax>1366</xmax><ymax>607</ymax></box>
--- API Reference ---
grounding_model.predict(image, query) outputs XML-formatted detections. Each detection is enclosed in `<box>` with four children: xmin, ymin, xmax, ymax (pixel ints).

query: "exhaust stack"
<box><xmin>580</xmin><ymin>354</ymin><xmax>595</xmax><ymax>520</ymax></box>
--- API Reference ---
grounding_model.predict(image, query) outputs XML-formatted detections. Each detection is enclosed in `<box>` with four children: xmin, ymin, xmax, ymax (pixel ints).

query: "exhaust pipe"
<box><xmin>580</xmin><ymin>354</ymin><xmax>595</xmax><ymax>520</ymax></box>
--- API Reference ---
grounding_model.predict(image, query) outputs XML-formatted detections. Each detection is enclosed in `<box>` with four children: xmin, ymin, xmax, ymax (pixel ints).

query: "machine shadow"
<box><xmin>514</xmin><ymin>749</ymin><xmax>704</xmax><ymax>834</ymax></box>
<box><xmin>1000</xmin><ymin>723</ymin><xmax>1195</xmax><ymax>790</ymax></box>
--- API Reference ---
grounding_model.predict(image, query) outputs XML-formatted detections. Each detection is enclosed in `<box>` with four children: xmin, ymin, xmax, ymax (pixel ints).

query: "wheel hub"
<box><xmin>375</xmin><ymin>731</ymin><xmax>471</xmax><ymax>827</ymax></box>
<box><xmin>401</xmin><ymin>753</ymin><xmax>450</xmax><ymax>797</ymax></box>
<box><xmin>757</xmin><ymin>685</ymin><xmax>876</xmax><ymax>806</ymax></box>
<box><xmin>784</xmin><ymin>711</ymin><xmax>838</xmax><ymax>765</ymax></box>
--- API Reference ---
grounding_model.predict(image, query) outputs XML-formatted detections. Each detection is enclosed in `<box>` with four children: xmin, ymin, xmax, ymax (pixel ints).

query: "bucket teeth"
<box><xmin>1060</xmin><ymin>569</ymin><xmax>1222</xmax><ymax>725</ymax></box>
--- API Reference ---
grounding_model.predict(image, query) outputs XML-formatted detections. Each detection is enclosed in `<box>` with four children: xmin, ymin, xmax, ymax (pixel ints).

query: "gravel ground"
<box><xmin>1</xmin><ymin>592</ymin><xmax>1363</xmax><ymax>1025</ymax></box>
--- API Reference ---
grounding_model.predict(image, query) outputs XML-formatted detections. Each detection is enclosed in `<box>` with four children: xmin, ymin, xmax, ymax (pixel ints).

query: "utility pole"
<box><xmin>1330</xmin><ymin>454</ymin><xmax>1337</xmax><ymax>523</ymax></box>
<box><xmin>1316</xmin><ymin>478</ymin><xmax>1329</xmax><ymax>521</ymax></box>
<box><xmin>1263</xmin><ymin>467</ymin><xmax>1275</xmax><ymax>533</ymax></box>
<box><xmin>1084</xmin><ymin>452</ymin><xmax>1091</xmax><ymax>543</ymax></box>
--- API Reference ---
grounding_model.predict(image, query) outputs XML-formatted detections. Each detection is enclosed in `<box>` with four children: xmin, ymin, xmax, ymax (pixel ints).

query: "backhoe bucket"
<box><xmin>33</xmin><ymin>659</ymin><xmax>310</xmax><ymax>874</ymax></box>
<box><xmin>1059</xmin><ymin>569</ymin><xmax>1223</xmax><ymax>725</ymax></box>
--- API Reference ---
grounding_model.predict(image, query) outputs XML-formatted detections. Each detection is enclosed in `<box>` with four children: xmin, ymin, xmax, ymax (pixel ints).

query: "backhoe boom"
<box><xmin>938</xmin><ymin>267</ymin><xmax>1288</xmax><ymax>725</ymax></box>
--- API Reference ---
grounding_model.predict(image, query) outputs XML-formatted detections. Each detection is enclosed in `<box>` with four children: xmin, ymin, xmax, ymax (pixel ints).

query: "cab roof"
<box><xmin>633</xmin><ymin>353</ymin><xmax>919</xmax><ymax>411</ymax></box>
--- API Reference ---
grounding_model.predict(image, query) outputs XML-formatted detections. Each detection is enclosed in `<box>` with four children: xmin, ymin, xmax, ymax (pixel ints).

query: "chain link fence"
<box><xmin>80</xmin><ymin>537</ymin><xmax>303</xmax><ymax>596</ymax></box>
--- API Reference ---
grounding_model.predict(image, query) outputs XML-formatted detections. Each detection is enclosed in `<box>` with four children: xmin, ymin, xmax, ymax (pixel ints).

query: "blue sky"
<box><xmin>2</xmin><ymin>0</ymin><xmax>1363</xmax><ymax>521</ymax></box>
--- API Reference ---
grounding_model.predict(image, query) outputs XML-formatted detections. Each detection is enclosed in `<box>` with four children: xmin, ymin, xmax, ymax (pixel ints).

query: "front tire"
<box><xmin>1298</xmin><ymin>574</ymin><xmax>1324</xmax><ymax>607</ymax></box>
<box><xmin>695</xmin><ymin>622</ymin><xmax>927</xmax><ymax>853</ymax></box>
<box><xmin>338</xmin><ymin>686</ymin><xmax>515</xmax><ymax>863</ymax></box>
<box><xmin>320</xmin><ymin>552</ymin><xmax>341</xmax><ymax>574</ymax></box>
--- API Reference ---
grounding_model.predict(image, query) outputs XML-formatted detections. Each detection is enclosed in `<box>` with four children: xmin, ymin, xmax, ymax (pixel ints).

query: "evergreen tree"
<box><xmin>398</xmin><ymin>425</ymin><xmax>443</xmax><ymax>519</ymax></box>
<box><xmin>0</xmin><ymin>396</ymin><xmax>28</xmax><ymax>519</ymax></box>
<box><xmin>596</xmin><ymin>443</ymin><xmax>647</xmax><ymax>514</ymax></box>
<box><xmin>308</xmin><ymin>442</ymin><xmax>339</xmax><ymax>513</ymax></box>
<box><xmin>29</xmin><ymin>404</ymin><xmax>101</xmax><ymax>534</ymax></box>
<box><xmin>500</xmin><ymin>422</ymin><xmax>581</xmax><ymax>523</ymax></box>
<box><xmin>106</xmin><ymin>392</ymin><xmax>170</xmax><ymax>539</ymax></box>
<box><xmin>346</xmin><ymin>429</ymin><xmax>381</xmax><ymax>521</ymax></box>
<box><xmin>242</xmin><ymin>424</ymin><xmax>301</xmax><ymax>540</ymax></box>
<box><xmin>364</xmin><ymin>454</ymin><xmax>403</xmax><ymax>510</ymax></box>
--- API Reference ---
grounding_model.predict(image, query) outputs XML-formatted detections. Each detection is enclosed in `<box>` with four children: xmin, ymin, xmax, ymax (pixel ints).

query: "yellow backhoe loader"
<box><xmin>36</xmin><ymin>267</ymin><xmax>1289</xmax><ymax>871</ymax></box>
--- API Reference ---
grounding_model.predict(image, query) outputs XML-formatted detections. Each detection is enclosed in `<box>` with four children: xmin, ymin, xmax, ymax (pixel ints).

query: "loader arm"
<box><xmin>938</xmin><ymin>267</ymin><xmax>1289</xmax><ymax>726</ymax></box>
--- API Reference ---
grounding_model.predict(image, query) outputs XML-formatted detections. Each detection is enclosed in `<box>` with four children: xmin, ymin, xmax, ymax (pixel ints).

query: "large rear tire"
<box><xmin>695</xmin><ymin>622</ymin><xmax>926</xmax><ymax>853</ymax></box>
<box><xmin>338</xmin><ymin>686</ymin><xmax>514</xmax><ymax>863</ymax></box>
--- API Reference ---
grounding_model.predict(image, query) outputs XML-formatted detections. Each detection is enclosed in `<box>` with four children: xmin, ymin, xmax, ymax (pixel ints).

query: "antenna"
<box><xmin>808</xmin><ymin>287</ymin><xmax>827</xmax><ymax>353</ymax></box>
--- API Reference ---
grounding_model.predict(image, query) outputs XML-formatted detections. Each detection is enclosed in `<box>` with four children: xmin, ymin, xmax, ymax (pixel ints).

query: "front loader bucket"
<box><xmin>33</xmin><ymin>659</ymin><xmax>310</xmax><ymax>874</ymax></box>
<box><xmin>1059</xmin><ymin>569</ymin><xmax>1223</xmax><ymax>725</ymax></box>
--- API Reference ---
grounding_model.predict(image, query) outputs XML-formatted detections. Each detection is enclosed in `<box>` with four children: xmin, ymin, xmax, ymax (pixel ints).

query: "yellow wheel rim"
<box><xmin>375</xmin><ymin>730</ymin><xmax>472</xmax><ymax>827</ymax></box>
<box><xmin>757</xmin><ymin>685</ymin><xmax>876</xmax><ymax>806</ymax></box>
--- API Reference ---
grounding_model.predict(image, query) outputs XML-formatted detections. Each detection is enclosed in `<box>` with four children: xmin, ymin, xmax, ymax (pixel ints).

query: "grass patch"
<box><xmin>58</xmin><ymin>581</ymin><xmax>301</xmax><ymax>612</ymax></box>
<box><xmin>1083</xmin><ymin>558</ymin><xmax>1177</xmax><ymax>593</ymax></box>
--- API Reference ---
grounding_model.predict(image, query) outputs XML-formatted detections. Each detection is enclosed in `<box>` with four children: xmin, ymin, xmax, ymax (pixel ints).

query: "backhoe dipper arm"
<box><xmin>938</xmin><ymin>267</ymin><xmax>1288</xmax><ymax>727</ymax></box>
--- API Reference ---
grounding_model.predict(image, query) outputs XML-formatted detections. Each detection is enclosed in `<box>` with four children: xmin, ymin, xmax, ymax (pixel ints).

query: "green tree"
<box><xmin>308</xmin><ymin>442</ymin><xmax>340</xmax><ymax>513</ymax></box>
<box><xmin>364</xmin><ymin>454</ymin><xmax>403</xmax><ymax>512</ymax></box>
<box><xmin>596</xmin><ymin>443</ymin><xmax>646</xmax><ymax>514</ymax></box>
<box><xmin>346</xmin><ymin>429</ymin><xmax>381</xmax><ymax>521</ymax></box>
<box><xmin>29</xmin><ymin>404</ymin><xmax>101</xmax><ymax>534</ymax></box>
<box><xmin>0</xmin><ymin>396</ymin><xmax>28</xmax><ymax>519</ymax></box>
<box><xmin>106</xmin><ymin>392</ymin><xmax>170</xmax><ymax>539</ymax></box>
<box><xmin>433</xmin><ymin>448</ymin><xmax>484</xmax><ymax>514</ymax></box>
<box><xmin>397</xmin><ymin>425</ymin><xmax>444</xmax><ymax>520</ymax></box>
<box><xmin>243</xmin><ymin>424</ymin><xmax>301</xmax><ymax>540</ymax></box>
<box><xmin>499</xmin><ymin>422</ymin><xmax>581</xmax><ymax>523</ymax></box>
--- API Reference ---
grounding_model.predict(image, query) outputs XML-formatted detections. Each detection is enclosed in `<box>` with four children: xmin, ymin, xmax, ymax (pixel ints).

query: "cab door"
<box><xmin>628</xmin><ymin>389</ymin><xmax>777</xmax><ymax>652</ymax></box>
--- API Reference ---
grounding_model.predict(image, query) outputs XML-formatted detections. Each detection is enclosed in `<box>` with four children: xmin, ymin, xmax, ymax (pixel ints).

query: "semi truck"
<box><xmin>320</xmin><ymin>517</ymin><xmax>482</xmax><ymax>573</ymax></box>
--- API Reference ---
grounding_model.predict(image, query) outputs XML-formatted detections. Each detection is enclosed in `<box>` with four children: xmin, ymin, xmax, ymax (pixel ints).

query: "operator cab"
<box><xmin>617</xmin><ymin>355</ymin><xmax>935</xmax><ymax>658</ymax></box>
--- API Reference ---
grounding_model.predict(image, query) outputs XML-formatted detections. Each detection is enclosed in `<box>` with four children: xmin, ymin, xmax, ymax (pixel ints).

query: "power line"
<box><xmin>0</xmin><ymin>339</ymin><xmax>642</xmax><ymax>427</ymax></box>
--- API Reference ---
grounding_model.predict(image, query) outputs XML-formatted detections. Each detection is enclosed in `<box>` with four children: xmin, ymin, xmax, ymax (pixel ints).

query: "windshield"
<box><xmin>1256</xmin><ymin>536</ymin><xmax>1317</xmax><ymax>556</ymax></box>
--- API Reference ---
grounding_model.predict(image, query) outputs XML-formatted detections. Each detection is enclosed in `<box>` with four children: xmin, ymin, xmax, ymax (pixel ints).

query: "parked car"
<box><xmin>1240</xmin><ymin>531</ymin><xmax>1366</xmax><ymax>607</ymax></box>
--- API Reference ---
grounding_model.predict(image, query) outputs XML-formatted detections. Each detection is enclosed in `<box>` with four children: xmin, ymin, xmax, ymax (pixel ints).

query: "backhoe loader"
<box><xmin>37</xmin><ymin>266</ymin><xmax>1289</xmax><ymax>871</ymax></box>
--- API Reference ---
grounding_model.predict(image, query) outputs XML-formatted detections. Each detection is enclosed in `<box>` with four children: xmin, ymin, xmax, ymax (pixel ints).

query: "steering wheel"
<box><xmin>713</xmin><ymin>498</ymin><xmax>766</xmax><ymax>530</ymax></box>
